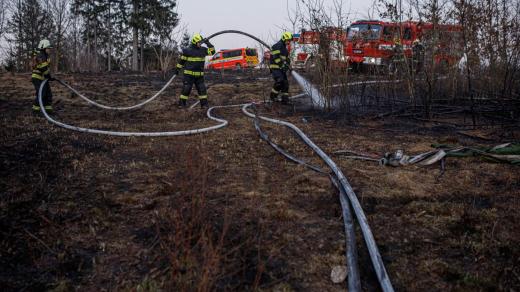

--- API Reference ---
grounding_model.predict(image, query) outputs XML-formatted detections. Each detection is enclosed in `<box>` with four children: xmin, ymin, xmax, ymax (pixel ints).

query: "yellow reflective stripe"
<box><xmin>32</xmin><ymin>105</ymin><xmax>41</xmax><ymax>111</ymax></box>
<box><xmin>199</xmin><ymin>95</ymin><xmax>208</xmax><ymax>99</ymax></box>
<box><xmin>176</xmin><ymin>63</ymin><xmax>183</xmax><ymax>68</ymax></box>
<box><xmin>43</xmin><ymin>70</ymin><xmax>50</xmax><ymax>75</ymax></box>
<box><xmin>186</xmin><ymin>57</ymin><xmax>206</xmax><ymax>62</ymax></box>
<box><xmin>269</xmin><ymin>64</ymin><xmax>280</xmax><ymax>69</ymax></box>
<box><xmin>32</xmin><ymin>74</ymin><xmax>45</xmax><ymax>80</ymax></box>
<box><xmin>281</xmin><ymin>93</ymin><xmax>289</xmax><ymax>96</ymax></box>
<box><xmin>274</xmin><ymin>58</ymin><xmax>281</xmax><ymax>63</ymax></box>
<box><xmin>271</xmin><ymin>50</ymin><xmax>280</xmax><ymax>54</ymax></box>
<box><xmin>180</xmin><ymin>95</ymin><xmax>189</xmax><ymax>100</ymax></box>
<box><xmin>281</xmin><ymin>56</ymin><xmax>287</xmax><ymax>60</ymax></box>
<box><xmin>271</xmin><ymin>88</ymin><xmax>279</xmax><ymax>93</ymax></box>
<box><xmin>183</xmin><ymin>70</ymin><xmax>204</xmax><ymax>76</ymax></box>
<box><xmin>181</xmin><ymin>55</ymin><xmax>206</xmax><ymax>62</ymax></box>
<box><xmin>36</xmin><ymin>61</ymin><xmax>50</xmax><ymax>68</ymax></box>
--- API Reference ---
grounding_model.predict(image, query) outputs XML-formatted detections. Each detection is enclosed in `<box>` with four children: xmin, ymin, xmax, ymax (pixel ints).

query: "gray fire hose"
<box><xmin>37</xmin><ymin>79</ymin><xmax>230</xmax><ymax>137</ymax></box>
<box><xmin>55</xmin><ymin>73</ymin><xmax>178</xmax><ymax>110</ymax></box>
<box><xmin>242</xmin><ymin>103</ymin><xmax>394</xmax><ymax>292</ymax></box>
<box><xmin>37</xmin><ymin>29</ymin><xmax>394</xmax><ymax>291</ymax></box>
<box><xmin>204</xmin><ymin>29</ymin><xmax>271</xmax><ymax>49</ymax></box>
<box><xmin>250</xmin><ymin>104</ymin><xmax>362</xmax><ymax>292</ymax></box>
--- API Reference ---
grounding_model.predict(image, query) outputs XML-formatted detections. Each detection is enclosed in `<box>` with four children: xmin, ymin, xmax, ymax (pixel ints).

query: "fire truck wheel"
<box><xmin>387</xmin><ymin>62</ymin><xmax>398</xmax><ymax>75</ymax></box>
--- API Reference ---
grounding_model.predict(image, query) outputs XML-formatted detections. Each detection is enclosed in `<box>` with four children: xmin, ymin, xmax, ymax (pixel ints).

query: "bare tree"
<box><xmin>0</xmin><ymin>0</ymin><xmax>7</xmax><ymax>39</ymax></box>
<box><xmin>131</xmin><ymin>0</ymin><xmax>138</xmax><ymax>71</ymax></box>
<box><xmin>152</xmin><ymin>23</ymin><xmax>186</xmax><ymax>77</ymax></box>
<box><xmin>49</xmin><ymin>0</ymin><xmax>71</xmax><ymax>72</ymax></box>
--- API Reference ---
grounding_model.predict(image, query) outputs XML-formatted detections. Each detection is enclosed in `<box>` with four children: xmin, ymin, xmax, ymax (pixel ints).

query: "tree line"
<box><xmin>0</xmin><ymin>0</ymin><xmax>185</xmax><ymax>73</ymax></box>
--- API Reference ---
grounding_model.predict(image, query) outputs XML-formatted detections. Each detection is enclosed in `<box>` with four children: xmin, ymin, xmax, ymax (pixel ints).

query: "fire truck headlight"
<box><xmin>363</xmin><ymin>57</ymin><xmax>382</xmax><ymax>65</ymax></box>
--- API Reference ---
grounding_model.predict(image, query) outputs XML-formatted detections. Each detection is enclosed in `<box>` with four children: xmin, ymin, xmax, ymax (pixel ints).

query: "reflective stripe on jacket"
<box><xmin>176</xmin><ymin>43</ymin><xmax>215</xmax><ymax>75</ymax></box>
<box><xmin>269</xmin><ymin>39</ymin><xmax>290</xmax><ymax>70</ymax></box>
<box><xmin>32</xmin><ymin>51</ymin><xmax>51</xmax><ymax>80</ymax></box>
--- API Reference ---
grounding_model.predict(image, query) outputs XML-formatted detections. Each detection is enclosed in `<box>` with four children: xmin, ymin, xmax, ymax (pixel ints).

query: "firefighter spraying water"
<box><xmin>269</xmin><ymin>32</ymin><xmax>294</xmax><ymax>105</ymax></box>
<box><xmin>174</xmin><ymin>33</ymin><xmax>216</xmax><ymax>109</ymax></box>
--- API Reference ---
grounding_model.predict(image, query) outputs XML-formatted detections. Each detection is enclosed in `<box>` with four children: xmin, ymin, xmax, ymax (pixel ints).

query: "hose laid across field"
<box><xmin>242</xmin><ymin>103</ymin><xmax>394</xmax><ymax>292</ymax></box>
<box><xmin>56</xmin><ymin>73</ymin><xmax>177</xmax><ymax>110</ymax></box>
<box><xmin>250</xmin><ymin>104</ymin><xmax>362</xmax><ymax>292</ymax></box>
<box><xmin>38</xmin><ymin>79</ymin><xmax>230</xmax><ymax>137</ymax></box>
<box><xmin>37</xmin><ymin>29</ymin><xmax>394</xmax><ymax>291</ymax></box>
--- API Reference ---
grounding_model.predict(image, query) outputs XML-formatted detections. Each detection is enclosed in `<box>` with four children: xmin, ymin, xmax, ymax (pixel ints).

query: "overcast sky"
<box><xmin>177</xmin><ymin>0</ymin><xmax>374</xmax><ymax>51</ymax></box>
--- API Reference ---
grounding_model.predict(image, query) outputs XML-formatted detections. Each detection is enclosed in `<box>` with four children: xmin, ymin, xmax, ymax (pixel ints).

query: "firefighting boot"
<box><xmin>200</xmin><ymin>98</ymin><xmax>209</xmax><ymax>109</ymax></box>
<box><xmin>270</xmin><ymin>91</ymin><xmax>278</xmax><ymax>102</ymax></box>
<box><xmin>177</xmin><ymin>99</ymin><xmax>187</xmax><ymax>109</ymax></box>
<box><xmin>44</xmin><ymin>105</ymin><xmax>53</xmax><ymax>113</ymax></box>
<box><xmin>281</xmin><ymin>94</ymin><xmax>290</xmax><ymax>105</ymax></box>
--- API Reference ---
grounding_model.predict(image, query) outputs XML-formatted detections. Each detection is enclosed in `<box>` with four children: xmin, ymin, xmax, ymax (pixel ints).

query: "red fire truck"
<box><xmin>345</xmin><ymin>20</ymin><xmax>463</xmax><ymax>72</ymax></box>
<box><xmin>291</xmin><ymin>28</ymin><xmax>349</xmax><ymax>70</ymax></box>
<box><xmin>207</xmin><ymin>48</ymin><xmax>259</xmax><ymax>70</ymax></box>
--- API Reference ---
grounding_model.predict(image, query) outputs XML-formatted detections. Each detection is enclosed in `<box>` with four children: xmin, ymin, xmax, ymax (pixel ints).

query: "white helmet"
<box><xmin>38</xmin><ymin>39</ymin><xmax>52</xmax><ymax>49</ymax></box>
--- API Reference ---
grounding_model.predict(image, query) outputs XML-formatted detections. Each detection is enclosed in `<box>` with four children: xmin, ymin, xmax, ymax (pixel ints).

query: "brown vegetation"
<box><xmin>1</xmin><ymin>70</ymin><xmax>519</xmax><ymax>290</ymax></box>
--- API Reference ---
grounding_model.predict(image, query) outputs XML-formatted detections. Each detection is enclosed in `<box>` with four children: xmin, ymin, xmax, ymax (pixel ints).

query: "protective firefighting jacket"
<box><xmin>269</xmin><ymin>39</ymin><xmax>290</xmax><ymax>70</ymax></box>
<box><xmin>32</xmin><ymin>50</ymin><xmax>51</xmax><ymax>80</ymax></box>
<box><xmin>176</xmin><ymin>43</ymin><xmax>215</xmax><ymax>77</ymax></box>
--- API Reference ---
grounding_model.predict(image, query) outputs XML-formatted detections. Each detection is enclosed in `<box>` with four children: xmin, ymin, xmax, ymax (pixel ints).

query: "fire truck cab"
<box><xmin>207</xmin><ymin>48</ymin><xmax>259</xmax><ymax>70</ymax></box>
<box><xmin>346</xmin><ymin>20</ymin><xmax>462</xmax><ymax>71</ymax></box>
<box><xmin>292</xmin><ymin>28</ymin><xmax>348</xmax><ymax>70</ymax></box>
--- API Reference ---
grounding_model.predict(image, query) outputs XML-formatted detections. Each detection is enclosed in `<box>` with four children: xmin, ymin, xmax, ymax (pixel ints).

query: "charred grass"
<box><xmin>1</xmin><ymin>71</ymin><xmax>519</xmax><ymax>291</ymax></box>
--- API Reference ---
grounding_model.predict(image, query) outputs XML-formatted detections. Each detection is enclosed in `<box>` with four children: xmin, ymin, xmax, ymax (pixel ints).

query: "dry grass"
<box><xmin>1</xmin><ymin>71</ymin><xmax>519</xmax><ymax>291</ymax></box>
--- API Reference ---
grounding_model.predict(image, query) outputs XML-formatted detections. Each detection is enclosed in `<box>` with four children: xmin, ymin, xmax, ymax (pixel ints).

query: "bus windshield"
<box><xmin>347</xmin><ymin>24</ymin><xmax>382</xmax><ymax>40</ymax></box>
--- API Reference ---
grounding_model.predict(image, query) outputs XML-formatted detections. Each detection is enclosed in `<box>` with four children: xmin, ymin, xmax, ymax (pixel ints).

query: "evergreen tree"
<box><xmin>7</xmin><ymin>0</ymin><xmax>55</xmax><ymax>70</ymax></box>
<box><xmin>128</xmin><ymin>0</ymin><xmax>178</xmax><ymax>71</ymax></box>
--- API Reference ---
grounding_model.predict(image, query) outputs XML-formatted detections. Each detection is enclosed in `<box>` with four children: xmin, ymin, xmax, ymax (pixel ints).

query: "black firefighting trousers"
<box><xmin>180</xmin><ymin>75</ymin><xmax>207</xmax><ymax>100</ymax></box>
<box><xmin>32</xmin><ymin>78</ymin><xmax>53</xmax><ymax>107</ymax></box>
<box><xmin>270</xmin><ymin>69</ymin><xmax>289</xmax><ymax>101</ymax></box>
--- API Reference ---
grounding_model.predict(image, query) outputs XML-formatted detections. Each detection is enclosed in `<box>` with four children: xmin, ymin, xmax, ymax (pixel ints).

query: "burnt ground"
<box><xmin>1</xmin><ymin>70</ymin><xmax>519</xmax><ymax>291</ymax></box>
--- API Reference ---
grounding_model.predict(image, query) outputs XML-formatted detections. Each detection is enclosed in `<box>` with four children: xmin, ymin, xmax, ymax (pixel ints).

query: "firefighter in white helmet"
<box><xmin>31</xmin><ymin>39</ymin><xmax>54</xmax><ymax>112</ymax></box>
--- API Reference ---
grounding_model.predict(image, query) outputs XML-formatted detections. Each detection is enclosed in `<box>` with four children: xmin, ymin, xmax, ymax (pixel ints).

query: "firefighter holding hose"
<box><xmin>31</xmin><ymin>39</ymin><xmax>54</xmax><ymax>112</ymax></box>
<box><xmin>269</xmin><ymin>32</ymin><xmax>293</xmax><ymax>104</ymax></box>
<box><xmin>174</xmin><ymin>33</ymin><xmax>216</xmax><ymax>109</ymax></box>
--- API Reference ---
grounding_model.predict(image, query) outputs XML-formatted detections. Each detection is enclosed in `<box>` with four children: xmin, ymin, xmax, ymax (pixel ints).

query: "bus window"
<box><xmin>246</xmin><ymin>48</ymin><xmax>257</xmax><ymax>56</ymax></box>
<box><xmin>223</xmin><ymin>50</ymin><xmax>241</xmax><ymax>58</ymax></box>
<box><xmin>212</xmin><ymin>52</ymin><xmax>221</xmax><ymax>60</ymax></box>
